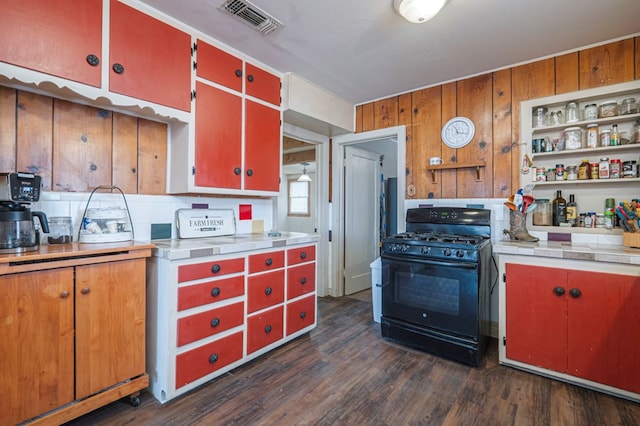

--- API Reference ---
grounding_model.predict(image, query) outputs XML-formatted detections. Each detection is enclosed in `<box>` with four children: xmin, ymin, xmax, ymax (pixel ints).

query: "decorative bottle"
<box><xmin>566</xmin><ymin>194</ymin><xmax>577</xmax><ymax>227</ymax></box>
<box><xmin>552</xmin><ymin>190</ymin><xmax>567</xmax><ymax>226</ymax></box>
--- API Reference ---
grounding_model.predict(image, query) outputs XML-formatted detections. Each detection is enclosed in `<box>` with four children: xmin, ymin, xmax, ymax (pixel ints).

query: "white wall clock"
<box><xmin>441</xmin><ymin>116</ymin><xmax>475</xmax><ymax>149</ymax></box>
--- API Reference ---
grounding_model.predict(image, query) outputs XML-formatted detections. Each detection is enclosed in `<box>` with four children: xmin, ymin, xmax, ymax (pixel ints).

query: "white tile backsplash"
<box><xmin>35</xmin><ymin>191</ymin><xmax>274</xmax><ymax>242</ymax></box>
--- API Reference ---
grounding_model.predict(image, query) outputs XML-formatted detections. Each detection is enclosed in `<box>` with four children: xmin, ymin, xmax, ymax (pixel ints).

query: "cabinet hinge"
<box><xmin>191</xmin><ymin>90</ymin><xmax>196</xmax><ymax>101</ymax></box>
<box><xmin>503</xmin><ymin>272</ymin><xmax>506</xmax><ymax>283</ymax></box>
<box><xmin>192</xmin><ymin>166</ymin><xmax>196</xmax><ymax>175</ymax></box>
<box><xmin>503</xmin><ymin>336</ymin><xmax>506</xmax><ymax>346</ymax></box>
<box><xmin>192</xmin><ymin>42</ymin><xmax>197</xmax><ymax>55</ymax></box>
<box><xmin>193</xmin><ymin>61</ymin><xmax>197</xmax><ymax>71</ymax></box>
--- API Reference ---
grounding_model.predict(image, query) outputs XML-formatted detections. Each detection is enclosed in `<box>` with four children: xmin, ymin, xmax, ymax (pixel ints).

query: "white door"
<box><xmin>344</xmin><ymin>146</ymin><xmax>380</xmax><ymax>295</ymax></box>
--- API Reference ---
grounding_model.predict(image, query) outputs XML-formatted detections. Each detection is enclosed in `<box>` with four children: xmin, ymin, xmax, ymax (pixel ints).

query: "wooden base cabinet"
<box><xmin>498</xmin><ymin>255</ymin><xmax>640</xmax><ymax>402</ymax></box>
<box><xmin>147</xmin><ymin>243</ymin><xmax>317</xmax><ymax>403</ymax></box>
<box><xmin>0</xmin><ymin>246</ymin><xmax>152</xmax><ymax>425</ymax></box>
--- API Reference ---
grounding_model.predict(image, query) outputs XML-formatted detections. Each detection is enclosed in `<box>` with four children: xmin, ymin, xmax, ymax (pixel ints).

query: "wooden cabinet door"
<box><xmin>196</xmin><ymin>39</ymin><xmax>243</xmax><ymax>92</ymax></box>
<box><xmin>247</xmin><ymin>306</ymin><xmax>284</xmax><ymax>354</ymax></box>
<box><xmin>109</xmin><ymin>0</ymin><xmax>191</xmax><ymax>111</ymax></box>
<box><xmin>0</xmin><ymin>268</ymin><xmax>74</xmax><ymax>425</ymax></box>
<box><xmin>505</xmin><ymin>263</ymin><xmax>568</xmax><ymax>372</ymax></box>
<box><xmin>567</xmin><ymin>270</ymin><xmax>640</xmax><ymax>393</ymax></box>
<box><xmin>194</xmin><ymin>81</ymin><xmax>243</xmax><ymax>189</ymax></box>
<box><xmin>245</xmin><ymin>63</ymin><xmax>281</xmax><ymax>106</ymax></box>
<box><xmin>244</xmin><ymin>99</ymin><xmax>281</xmax><ymax>192</ymax></box>
<box><xmin>0</xmin><ymin>0</ymin><xmax>102</xmax><ymax>87</ymax></box>
<box><xmin>75</xmin><ymin>259</ymin><xmax>146</xmax><ymax>399</ymax></box>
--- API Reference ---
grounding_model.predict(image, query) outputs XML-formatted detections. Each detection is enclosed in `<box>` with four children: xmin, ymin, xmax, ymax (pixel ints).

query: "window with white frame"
<box><xmin>288</xmin><ymin>179</ymin><xmax>310</xmax><ymax>216</ymax></box>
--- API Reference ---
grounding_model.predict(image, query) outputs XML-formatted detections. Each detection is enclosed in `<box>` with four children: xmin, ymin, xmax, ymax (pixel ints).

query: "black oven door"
<box><xmin>381</xmin><ymin>254</ymin><xmax>480</xmax><ymax>339</ymax></box>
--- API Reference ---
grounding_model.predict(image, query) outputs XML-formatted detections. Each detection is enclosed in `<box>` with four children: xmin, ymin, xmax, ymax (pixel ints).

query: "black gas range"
<box><xmin>380</xmin><ymin>207</ymin><xmax>492</xmax><ymax>367</ymax></box>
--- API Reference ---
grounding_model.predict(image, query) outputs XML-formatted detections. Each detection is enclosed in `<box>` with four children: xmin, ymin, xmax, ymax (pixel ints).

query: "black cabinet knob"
<box><xmin>265</xmin><ymin>324</ymin><xmax>272</xmax><ymax>334</ymax></box>
<box><xmin>300</xmin><ymin>311</ymin><xmax>307</xmax><ymax>319</ymax></box>
<box><xmin>246</xmin><ymin>169</ymin><xmax>253</xmax><ymax>177</ymax></box>
<box><xmin>112</xmin><ymin>63</ymin><xmax>125</xmax><ymax>74</ymax></box>
<box><xmin>209</xmin><ymin>353</ymin><xmax>219</xmax><ymax>364</ymax></box>
<box><xmin>235</xmin><ymin>69</ymin><xmax>242</xmax><ymax>78</ymax></box>
<box><xmin>553</xmin><ymin>286</ymin><xmax>565</xmax><ymax>296</ymax></box>
<box><xmin>569</xmin><ymin>288</ymin><xmax>582</xmax><ymax>298</ymax></box>
<box><xmin>265</xmin><ymin>287</ymin><xmax>272</xmax><ymax>296</ymax></box>
<box><xmin>265</xmin><ymin>258</ymin><xmax>273</xmax><ymax>266</ymax></box>
<box><xmin>210</xmin><ymin>317</ymin><xmax>220</xmax><ymax>328</ymax></box>
<box><xmin>86</xmin><ymin>54</ymin><xmax>100</xmax><ymax>66</ymax></box>
<box><xmin>234</xmin><ymin>167</ymin><xmax>241</xmax><ymax>175</ymax></box>
<box><xmin>300</xmin><ymin>277</ymin><xmax>307</xmax><ymax>285</ymax></box>
<box><xmin>300</xmin><ymin>252</ymin><xmax>307</xmax><ymax>259</ymax></box>
<box><xmin>211</xmin><ymin>264</ymin><xmax>221</xmax><ymax>273</ymax></box>
<box><xmin>211</xmin><ymin>287</ymin><xmax>221</xmax><ymax>297</ymax></box>
<box><xmin>247</xmin><ymin>74</ymin><xmax>254</xmax><ymax>82</ymax></box>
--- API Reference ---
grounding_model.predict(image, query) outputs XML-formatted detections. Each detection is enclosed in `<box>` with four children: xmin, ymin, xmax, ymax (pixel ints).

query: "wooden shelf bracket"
<box><xmin>426</xmin><ymin>162</ymin><xmax>486</xmax><ymax>183</ymax></box>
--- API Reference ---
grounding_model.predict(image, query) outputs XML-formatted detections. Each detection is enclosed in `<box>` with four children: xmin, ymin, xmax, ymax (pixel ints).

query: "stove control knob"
<box><xmin>444</xmin><ymin>248</ymin><xmax>452</xmax><ymax>257</ymax></box>
<box><xmin>420</xmin><ymin>246</ymin><xmax>431</xmax><ymax>255</ymax></box>
<box><xmin>456</xmin><ymin>250</ymin><xmax>465</xmax><ymax>258</ymax></box>
<box><xmin>401</xmin><ymin>244</ymin><xmax>409</xmax><ymax>252</ymax></box>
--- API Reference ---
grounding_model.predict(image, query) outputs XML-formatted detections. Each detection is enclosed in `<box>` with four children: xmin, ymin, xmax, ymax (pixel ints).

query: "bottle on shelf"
<box><xmin>552</xmin><ymin>190</ymin><xmax>567</xmax><ymax>226</ymax></box>
<box><xmin>610</xmin><ymin>124</ymin><xmax>621</xmax><ymax>146</ymax></box>
<box><xmin>566</xmin><ymin>194</ymin><xmax>577</xmax><ymax>227</ymax></box>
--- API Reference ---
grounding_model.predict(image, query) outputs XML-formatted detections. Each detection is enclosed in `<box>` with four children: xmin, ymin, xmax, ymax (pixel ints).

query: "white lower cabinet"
<box><xmin>146</xmin><ymin>243</ymin><xmax>317</xmax><ymax>403</ymax></box>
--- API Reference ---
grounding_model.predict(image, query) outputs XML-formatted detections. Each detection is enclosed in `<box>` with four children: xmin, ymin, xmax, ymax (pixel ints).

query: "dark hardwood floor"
<box><xmin>66</xmin><ymin>292</ymin><xmax>640</xmax><ymax>426</ymax></box>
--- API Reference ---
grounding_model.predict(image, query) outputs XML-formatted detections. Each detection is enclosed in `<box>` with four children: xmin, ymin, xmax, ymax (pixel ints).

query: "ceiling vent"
<box><xmin>219</xmin><ymin>0</ymin><xmax>283</xmax><ymax>35</ymax></box>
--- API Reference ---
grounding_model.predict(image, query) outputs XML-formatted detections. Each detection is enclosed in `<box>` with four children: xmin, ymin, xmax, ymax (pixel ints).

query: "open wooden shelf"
<box><xmin>426</xmin><ymin>162</ymin><xmax>486</xmax><ymax>183</ymax></box>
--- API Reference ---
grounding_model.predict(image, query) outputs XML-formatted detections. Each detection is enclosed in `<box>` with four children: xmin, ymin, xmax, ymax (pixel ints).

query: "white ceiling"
<box><xmin>138</xmin><ymin>0</ymin><xmax>640</xmax><ymax>105</ymax></box>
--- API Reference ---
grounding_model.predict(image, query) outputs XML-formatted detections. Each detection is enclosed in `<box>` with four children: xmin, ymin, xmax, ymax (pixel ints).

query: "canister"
<box><xmin>533</xmin><ymin>107</ymin><xmax>548</xmax><ymax>128</ymax></box>
<box><xmin>533</xmin><ymin>199</ymin><xmax>551</xmax><ymax>226</ymax></box>
<box><xmin>598</xmin><ymin>101</ymin><xmax>619</xmax><ymax>118</ymax></box>
<box><xmin>47</xmin><ymin>216</ymin><xmax>73</xmax><ymax>244</ymax></box>
<box><xmin>584</xmin><ymin>103</ymin><xmax>598</xmax><ymax>120</ymax></box>
<box><xmin>564</xmin><ymin>127</ymin><xmax>582</xmax><ymax>150</ymax></box>
<box><xmin>590</xmin><ymin>163</ymin><xmax>599</xmax><ymax>179</ymax></box>
<box><xmin>536</xmin><ymin>167</ymin><xmax>546</xmax><ymax>181</ymax></box>
<box><xmin>565</xmin><ymin>102</ymin><xmax>579</xmax><ymax>123</ymax></box>
<box><xmin>566</xmin><ymin>165</ymin><xmax>578</xmax><ymax>180</ymax></box>
<box><xmin>586</xmin><ymin>124</ymin><xmax>598</xmax><ymax>148</ymax></box>
<box><xmin>621</xmin><ymin>97</ymin><xmax>637</xmax><ymax>115</ymax></box>
<box><xmin>595</xmin><ymin>213</ymin><xmax>606</xmax><ymax>228</ymax></box>
<box><xmin>555</xmin><ymin>164</ymin><xmax>565</xmax><ymax>180</ymax></box>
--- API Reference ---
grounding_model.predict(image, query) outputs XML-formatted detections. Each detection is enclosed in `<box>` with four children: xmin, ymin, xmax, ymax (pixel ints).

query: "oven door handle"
<box><xmin>382</xmin><ymin>254</ymin><xmax>478</xmax><ymax>269</ymax></box>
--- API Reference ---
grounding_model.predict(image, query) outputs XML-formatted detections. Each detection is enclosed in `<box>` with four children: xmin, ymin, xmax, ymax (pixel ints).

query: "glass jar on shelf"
<box><xmin>620</xmin><ymin>97</ymin><xmax>637</xmax><ymax>115</ymax></box>
<box><xmin>565</xmin><ymin>102</ymin><xmax>579</xmax><ymax>123</ymax></box>
<box><xmin>533</xmin><ymin>107</ymin><xmax>548</xmax><ymax>128</ymax></box>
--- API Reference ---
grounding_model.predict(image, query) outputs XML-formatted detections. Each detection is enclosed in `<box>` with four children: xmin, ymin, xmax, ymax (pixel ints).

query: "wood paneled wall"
<box><xmin>356</xmin><ymin>37</ymin><xmax>640</xmax><ymax>200</ymax></box>
<box><xmin>0</xmin><ymin>86</ymin><xmax>167</xmax><ymax>194</ymax></box>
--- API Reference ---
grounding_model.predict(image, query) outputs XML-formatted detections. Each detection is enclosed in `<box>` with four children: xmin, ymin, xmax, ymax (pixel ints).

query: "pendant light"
<box><xmin>297</xmin><ymin>162</ymin><xmax>312</xmax><ymax>182</ymax></box>
<box><xmin>393</xmin><ymin>0</ymin><xmax>447</xmax><ymax>23</ymax></box>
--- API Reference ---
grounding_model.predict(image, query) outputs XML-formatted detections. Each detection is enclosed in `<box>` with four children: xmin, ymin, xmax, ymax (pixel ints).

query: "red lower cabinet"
<box><xmin>287</xmin><ymin>295</ymin><xmax>316</xmax><ymax>335</ymax></box>
<box><xmin>247</xmin><ymin>306</ymin><xmax>284</xmax><ymax>354</ymax></box>
<box><xmin>287</xmin><ymin>263</ymin><xmax>316</xmax><ymax>300</ymax></box>
<box><xmin>505</xmin><ymin>262</ymin><xmax>640</xmax><ymax>395</ymax></box>
<box><xmin>177</xmin><ymin>302</ymin><xmax>244</xmax><ymax>347</ymax></box>
<box><xmin>178</xmin><ymin>275</ymin><xmax>244</xmax><ymax>311</ymax></box>
<box><xmin>248</xmin><ymin>270</ymin><xmax>285</xmax><ymax>313</ymax></box>
<box><xmin>175</xmin><ymin>332</ymin><xmax>243</xmax><ymax>389</ymax></box>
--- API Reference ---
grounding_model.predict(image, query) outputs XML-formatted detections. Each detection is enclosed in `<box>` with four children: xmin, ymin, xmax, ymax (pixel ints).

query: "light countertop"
<box><xmin>492</xmin><ymin>239</ymin><xmax>640</xmax><ymax>265</ymax></box>
<box><xmin>151</xmin><ymin>232</ymin><xmax>320</xmax><ymax>260</ymax></box>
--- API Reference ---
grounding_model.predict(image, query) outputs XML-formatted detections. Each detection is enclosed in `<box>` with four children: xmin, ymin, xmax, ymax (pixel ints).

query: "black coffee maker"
<box><xmin>0</xmin><ymin>172</ymin><xmax>49</xmax><ymax>253</ymax></box>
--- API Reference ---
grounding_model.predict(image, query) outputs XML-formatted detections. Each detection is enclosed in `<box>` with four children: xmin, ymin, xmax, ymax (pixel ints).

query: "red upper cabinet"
<box><xmin>109</xmin><ymin>0</ymin><xmax>192</xmax><ymax>111</ymax></box>
<box><xmin>194</xmin><ymin>81</ymin><xmax>242</xmax><ymax>189</ymax></box>
<box><xmin>245</xmin><ymin>63</ymin><xmax>281</xmax><ymax>106</ymax></box>
<box><xmin>192</xmin><ymin>39</ymin><xmax>282</xmax><ymax>195</ymax></box>
<box><xmin>244</xmin><ymin>99</ymin><xmax>281</xmax><ymax>192</ymax></box>
<box><xmin>0</xmin><ymin>0</ymin><xmax>103</xmax><ymax>87</ymax></box>
<box><xmin>196</xmin><ymin>41</ymin><xmax>243</xmax><ymax>92</ymax></box>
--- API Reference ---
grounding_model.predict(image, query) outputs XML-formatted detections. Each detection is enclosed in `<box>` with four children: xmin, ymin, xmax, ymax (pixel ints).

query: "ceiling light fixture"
<box><xmin>393</xmin><ymin>0</ymin><xmax>447</xmax><ymax>23</ymax></box>
<box><xmin>297</xmin><ymin>162</ymin><xmax>312</xmax><ymax>182</ymax></box>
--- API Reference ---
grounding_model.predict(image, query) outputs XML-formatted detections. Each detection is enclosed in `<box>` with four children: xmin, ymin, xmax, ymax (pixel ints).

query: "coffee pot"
<box><xmin>0</xmin><ymin>172</ymin><xmax>49</xmax><ymax>253</ymax></box>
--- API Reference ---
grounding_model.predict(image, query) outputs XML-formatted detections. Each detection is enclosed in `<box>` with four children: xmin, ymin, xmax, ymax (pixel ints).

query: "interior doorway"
<box><xmin>330</xmin><ymin>126</ymin><xmax>406</xmax><ymax>297</ymax></box>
